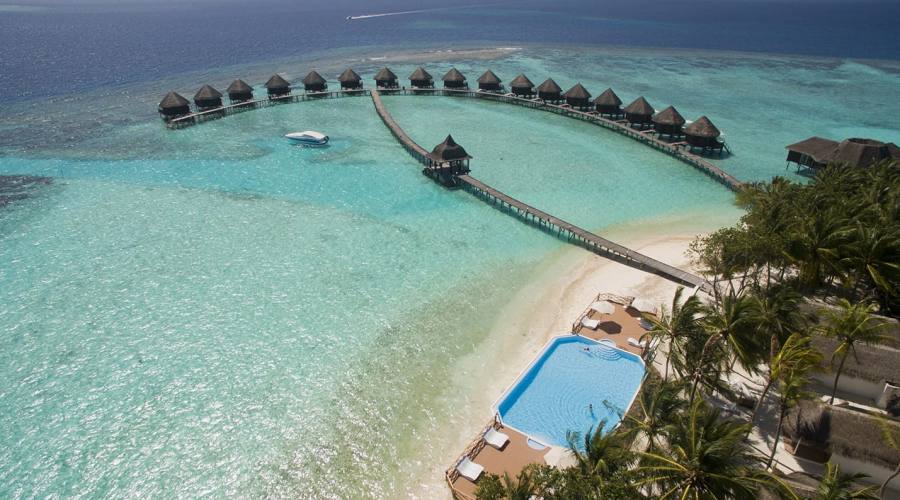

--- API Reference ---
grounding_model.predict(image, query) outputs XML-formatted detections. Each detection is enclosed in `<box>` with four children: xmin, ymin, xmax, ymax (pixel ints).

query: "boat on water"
<box><xmin>285</xmin><ymin>131</ymin><xmax>329</xmax><ymax>146</ymax></box>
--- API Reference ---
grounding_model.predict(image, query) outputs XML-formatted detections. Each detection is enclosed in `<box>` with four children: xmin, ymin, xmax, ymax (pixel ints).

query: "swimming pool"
<box><xmin>495</xmin><ymin>335</ymin><xmax>645</xmax><ymax>448</ymax></box>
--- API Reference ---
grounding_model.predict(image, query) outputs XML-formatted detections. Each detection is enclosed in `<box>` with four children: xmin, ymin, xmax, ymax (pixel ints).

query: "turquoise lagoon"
<box><xmin>1</xmin><ymin>46</ymin><xmax>898</xmax><ymax>497</ymax></box>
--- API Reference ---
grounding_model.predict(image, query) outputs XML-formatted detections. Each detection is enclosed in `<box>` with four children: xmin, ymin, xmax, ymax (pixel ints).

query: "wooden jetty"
<box><xmin>370</xmin><ymin>90</ymin><xmax>711</xmax><ymax>291</ymax></box>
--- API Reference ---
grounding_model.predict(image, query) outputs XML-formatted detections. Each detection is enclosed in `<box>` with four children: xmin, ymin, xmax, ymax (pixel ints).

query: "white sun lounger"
<box><xmin>456</xmin><ymin>456</ymin><xmax>484</xmax><ymax>482</ymax></box>
<box><xmin>590</xmin><ymin>301</ymin><xmax>615</xmax><ymax>314</ymax></box>
<box><xmin>484</xmin><ymin>428</ymin><xmax>510</xmax><ymax>449</ymax></box>
<box><xmin>581</xmin><ymin>317</ymin><xmax>600</xmax><ymax>329</ymax></box>
<box><xmin>628</xmin><ymin>337</ymin><xmax>648</xmax><ymax>349</ymax></box>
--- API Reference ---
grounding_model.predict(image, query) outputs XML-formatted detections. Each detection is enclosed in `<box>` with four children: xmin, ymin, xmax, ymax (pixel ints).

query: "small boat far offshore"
<box><xmin>285</xmin><ymin>131</ymin><xmax>329</xmax><ymax>147</ymax></box>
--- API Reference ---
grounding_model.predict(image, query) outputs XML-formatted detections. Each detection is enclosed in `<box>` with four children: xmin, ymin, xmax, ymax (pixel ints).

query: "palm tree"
<box><xmin>566</xmin><ymin>423</ymin><xmax>633</xmax><ymax>478</ymax></box>
<box><xmin>643</xmin><ymin>287</ymin><xmax>704</xmax><ymax>381</ymax></box>
<box><xmin>878</xmin><ymin>417</ymin><xmax>900</xmax><ymax>499</ymax></box>
<box><xmin>784</xmin><ymin>209</ymin><xmax>850</xmax><ymax>290</ymax></box>
<box><xmin>624</xmin><ymin>379</ymin><xmax>687</xmax><ymax>452</ymax></box>
<box><xmin>840</xmin><ymin>222</ymin><xmax>900</xmax><ymax>308</ymax></box>
<box><xmin>751</xmin><ymin>331</ymin><xmax>818</xmax><ymax>429</ymax></box>
<box><xmin>813</xmin><ymin>462</ymin><xmax>879</xmax><ymax>499</ymax></box>
<box><xmin>818</xmin><ymin>300</ymin><xmax>890</xmax><ymax>405</ymax></box>
<box><xmin>766</xmin><ymin>334</ymin><xmax>822</xmax><ymax>468</ymax></box>
<box><xmin>635</xmin><ymin>399</ymin><xmax>796</xmax><ymax>499</ymax></box>
<box><xmin>474</xmin><ymin>470</ymin><xmax>535</xmax><ymax>500</ymax></box>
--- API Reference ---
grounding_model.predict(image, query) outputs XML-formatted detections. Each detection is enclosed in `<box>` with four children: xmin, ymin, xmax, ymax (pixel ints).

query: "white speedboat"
<box><xmin>285</xmin><ymin>131</ymin><xmax>329</xmax><ymax>146</ymax></box>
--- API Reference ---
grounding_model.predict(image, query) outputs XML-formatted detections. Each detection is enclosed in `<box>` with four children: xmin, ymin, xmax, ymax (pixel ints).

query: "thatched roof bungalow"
<box><xmin>193</xmin><ymin>84</ymin><xmax>223</xmax><ymax>111</ymax></box>
<box><xmin>265</xmin><ymin>74</ymin><xmax>291</xmax><ymax>97</ymax></box>
<box><xmin>477</xmin><ymin>70</ymin><xmax>502</xmax><ymax>91</ymax></box>
<box><xmin>428</xmin><ymin>135</ymin><xmax>472</xmax><ymax>165</ymax></box>
<box><xmin>510</xmin><ymin>74</ymin><xmax>535</xmax><ymax>97</ymax></box>
<box><xmin>652</xmin><ymin>105</ymin><xmax>686</xmax><ymax>137</ymax></box>
<box><xmin>624</xmin><ymin>96</ymin><xmax>654</xmax><ymax>127</ymax></box>
<box><xmin>537</xmin><ymin>78</ymin><xmax>562</xmax><ymax>102</ymax></box>
<box><xmin>427</xmin><ymin>135</ymin><xmax>471</xmax><ymax>186</ymax></box>
<box><xmin>409</xmin><ymin>67</ymin><xmax>434</xmax><ymax>88</ymax></box>
<box><xmin>786</xmin><ymin>137</ymin><xmax>900</xmax><ymax>170</ymax></box>
<box><xmin>226</xmin><ymin>79</ymin><xmax>253</xmax><ymax>103</ymax></box>
<box><xmin>158</xmin><ymin>91</ymin><xmax>191</xmax><ymax>120</ymax></box>
<box><xmin>442</xmin><ymin>68</ymin><xmax>467</xmax><ymax>89</ymax></box>
<box><xmin>302</xmin><ymin>71</ymin><xmax>328</xmax><ymax>92</ymax></box>
<box><xmin>684</xmin><ymin>116</ymin><xmax>721</xmax><ymax>147</ymax></box>
<box><xmin>374</xmin><ymin>67</ymin><xmax>399</xmax><ymax>89</ymax></box>
<box><xmin>564</xmin><ymin>83</ymin><xmax>592</xmax><ymax>109</ymax></box>
<box><xmin>338</xmin><ymin>68</ymin><xmax>363</xmax><ymax>90</ymax></box>
<box><xmin>594</xmin><ymin>88</ymin><xmax>622</xmax><ymax>116</ymax></box>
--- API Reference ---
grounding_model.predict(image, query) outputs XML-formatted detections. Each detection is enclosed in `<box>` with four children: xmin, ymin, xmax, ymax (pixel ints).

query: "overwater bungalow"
<box><xmin>537</xmin><ymin>78</ymin><xmax>562</xmax><ymax>102</ymax></box>
<box><xmin>652</xmin><ymin>105</ymin><xmax>686</xmax><ymax>137</ymax></box>
<box><xmin>409</xmin><ymin>67</ymin><xmax>434</xmax><ymax>88</ymax></box>
<box><xmin>594</xmin><ymin>88</ymin><xmax>623</xmax><ymax>117</ymax></box>
<box><xmin>265</xmin><ymin>74</ymin><xmax>291</xmax><ymax>97</ymax></box>
<box><xmin>442</xmin><ymin>68</ymin><xmax>467</xmax><ymax>89</ymax></box>
<box><xmin>509</xmin><ymin>74</ymin><xmax>535</xmax><ymax>97</ymax></box>
<box><xmin>374</xmin><ymin>67</ymin><xmax>399</xmax><ymax>89</ymax></box>
<box><xmin>302</xmin><ymin>71</ymin><xmax>328</xmax><ymax>92</ymax></box>
<box><xmin>158</xmin><ymin>91</ymin><xmax>191</xmax><ymax>120</ymax></box>
<box><xmin>193</xmin><ymin>85</ymin><xmax>223</xmax><ymax>111</ymax></box>
<box><xmin>477</xmin><ymin>69</ymin><xmax>502</xmax><ymax>91</ymax></box>
<box><xmin>785</xmin><ymin>137</ymin><xmax>900</xmax><ymax>170</ymax></box>
<box><xmin>338</xmin><ymin>68</ymin><xmax>363</xmax><ymax>90</ymax></box>
<box><xmin>683</xmin><ymin>116</ymin><xmax>725</xmax><ymax>153</ymax></box>
<box><xmin>226</xmin><ymin>79</ymin><xmax>254</xmax><ymax>103</ymax></box>
<box><xmin>427</xmin><ymin>135</ymin><xmax>471</xmax><ymax>185</ymax></box>
<box><xmin>563</xmin><ymin>83</ymin><xmax>592</xmax><ymax>109</ymax></box>
<box><xmin>623</xmin><ymin>96</ymin><xmax>655</xmax><ymax>128</ymax></box>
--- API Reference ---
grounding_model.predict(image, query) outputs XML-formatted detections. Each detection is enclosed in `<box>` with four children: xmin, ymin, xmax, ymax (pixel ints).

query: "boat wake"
<box><xmin>347</xmin><ymin>9</ymin><xmax>436</xmax><ymax>20</ymax></box>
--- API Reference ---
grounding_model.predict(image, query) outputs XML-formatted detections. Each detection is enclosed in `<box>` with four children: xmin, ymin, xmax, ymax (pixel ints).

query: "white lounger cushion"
<box><xmin>590</xmin><ymin>301</ymin><xmax>615</xmax><ymax>314</ymax></box>
<box><xmin>581</xmin><ymin>317</ymin><xmax>600</xmax><ymax>329</ymax></box>
<box><xmin>628</xmin><ymin>337</ymin><xmax>648</xmax><ymax>349</ymax></box>
<box><xmin>484</xmin><ymin>428</ymin><xmax>510</xmax><ymax>449</ymax></box>
<box><xmin>457</xmin><ymin>457</ymin><xmax>484</xmax><ymax>482</ymax></box>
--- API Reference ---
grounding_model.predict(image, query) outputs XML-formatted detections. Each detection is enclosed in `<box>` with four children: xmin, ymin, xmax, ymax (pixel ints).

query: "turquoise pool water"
<box><xmin>496</xmin><ymin>336</ymin><xmax>645</xmax><ymax>448</ymax></box>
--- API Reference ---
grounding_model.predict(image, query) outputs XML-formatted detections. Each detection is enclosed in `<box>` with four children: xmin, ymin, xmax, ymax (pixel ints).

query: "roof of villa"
<box><xmin>594</xmin><ymin>88</ymin><xmax>622</xmax><ymax>106</ymax></box>
<box><xmin>226</xmin><ymin>79</ymin><xmax>253</xmax><ymax>93</ymax></box>
<box><xmin>653</xmin><ymin>105</ymin><xmax>686</xmax><ymax>126</ymax></box>
<box><xmin>684</xmin><ymin>116</ymin><xmax>721</xmax><ymax>138</ymax></box>
<box><xmin>564</xmin><ymin>83</ymin><xmax>591</xmax><ymax>99</ymax></box>
<box><xmin>338</xmin><ymin>68</ymin><xmax>361</xmax><ymax>83</ymax></box>
<box><xmin>374</xmin><ymin>67</ymin><xmax>398</xmax><ymax>80</ymax></box>
<box><xmin>537</xmin><ymin>78</ymin><xmax>562</xmax><ymax>93</ymax></box>
<box><xmin>409</xmin><ymin>67</ymin><xmax>433</xmax><ymax>81</ymax></box>
<box><xmin>193</xmin><ymin>84</ymin><xmax>222</xmax><ymax>100</ymax></box>
<box><xmin>265</xmin><ymin>74</ymin><xmax>290</xmax><ymax>89</ymax></box>
<box><xmin>624</xmin><ymin>96</ymin><xmax>654</xmax><ymax>115</ymax></box>
<box><xmin>510</xmin><ymin>74</ymin><xmax>534</xmax><ymax>88</ymax></box>
<box><xmin>428</xmin><ymin>135</ymin><xmax>472</xmax><ymax>162</ymax></box>
<box><xmin>477</xmin><ymin>69</ymin><xmax>502</xmax><ymax>84</ymax></box>
<box><xmin>787</xmin><ymin>137</ymin><xmax>900</xmax><ymax>167</ymax></box>
<box><xmin>302</xmin><ymin>71</ymin><xmax>327</xmax><ymax>85</ymax></box>
<box><xmin>159</xmin><ymin>91</ymin><xmax>190</xmax><ymax>109</ymax></box>
<box><xmin>442</xmin><ymin>68</ymin><xmax>466</xmax><ymax>82</ymax></box>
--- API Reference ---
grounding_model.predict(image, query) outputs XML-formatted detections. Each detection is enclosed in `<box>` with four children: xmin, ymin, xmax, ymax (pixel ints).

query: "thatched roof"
<box><xmin>624</xmin><ymin>96</ymin><xmax>654</xmax><ymax>116</ymax></box>
<box><xmin>265</xmin><ymin>74</ymin><xmax>290</xmax><ymax>90</ymax></box>
<box><xmin>684</xmin><ymin>116</ymin><xmax>720</xmax><ymax>138</ymax></box>
<box><xmin>442</xmin><ymin>67</ymin><xmax>466</xmax><ymax>83</ymax></box>
<box><xmin>510</xmin><ymin>74</ymin><xmax>534</xmax><ymax>89</ymax></box>
<box><xmin>159</xmin><ymin>91</ymin><xmax>190</xmax><ymax>109</ymax></box>
<box><xmin>564</xmin><ymin>83</ymin><xmax>591</xmax><ymax>100</ymax></box>
<box><xmin>784</xmin><ymin>401</ymin><xmax>831</xmax><ymax>447</ymax></box>
<box><xmin>374</xmin><ymin>67</ymin><xmax>397</xmax><ymax>81</ymax></box>
<box><xmin>193</xmin><ymin>84</ymin><xmax>222</xmax><ymax>100</ymax></box>
<box><xmin>785</xmin><ymin>137</ymin><xmax>840</xmax><ymax>164</ymax></box>
<box><xmin>811</xmin><ymin>335</ymin><xmax>900</xmax><ymax>383</ymax></box>
<box><xmin>428</xmin><ymin>135</ymin><xmax>472</xmax><ymax>162</ymax></box>
<box><xmin>226</xmin><ymin>79</ymin><xmax>253</xmax><ymax>94</ymax></box>
<box><xmin>338</xmin><ymin>68</ymin><xmax>361</xmax><ymax>83</ymax></box>
<box><xmin>653</xmin><ymin>106</ymin><xmax>686</xmax><ymax>126</ymax></box>
<box><xmin>302</xmin><ymin>71</ymin><xmax>327</xmax><ymax>85</ymax></box>
<box><xmin>833</xmin><ymin>138</ymin><xmax>900</xmax><ymax>167</ymax></box>
<box><xmin>594</xmin><ymin>88</ymin><xmax>622</xmax><ymax>106</ymax></box>
<box><xmin>409</xmin><ymin>67</ymin><xmax>433</xmax><ymax>81</ymax></box>
<box><xmin>477</xmin><ymin>69</ymin><xmax>502</xmax><ymax>84</ymax></box>
<box><xmin>537</xmin><ymin>78</ymin><xmax>562</xmax><ymax>93</ymax></box>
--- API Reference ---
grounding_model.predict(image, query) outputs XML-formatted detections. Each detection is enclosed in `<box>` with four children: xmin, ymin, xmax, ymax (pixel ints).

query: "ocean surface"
<box><xmin>1</xmin><ymin>0</ymin><xmax>899</xmax><ymax>497</ymax></box>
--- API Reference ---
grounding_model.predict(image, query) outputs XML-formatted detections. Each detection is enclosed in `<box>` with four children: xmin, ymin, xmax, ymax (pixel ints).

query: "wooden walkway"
<box><xmin>369</xmin><ymin>90</ymin><xmax>711</xmax><ymax>291</ymax></box>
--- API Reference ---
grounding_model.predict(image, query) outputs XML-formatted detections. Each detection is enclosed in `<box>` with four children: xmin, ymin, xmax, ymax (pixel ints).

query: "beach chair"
<box><xmin>581</xmin><ymin>317</ymin><xmax>600</xmax><ymax>330</ymax></box>
<box><xmin>590</xmin><ymin>301</ymin><xmax>615</xmax><ymax>315</ymax></box>
<box><xmin>639</xmin><ymin>318</ymin><xmax>654</xmax><ymax>330</ymax></box>
<box><xmin>456</xmin><ymin>456</ymin><xmax>484</xmax><ymax>482</ymax></box>
<box><xmin>484</xmin><ymin>428</ymin><xmax>509</xmax><ymax>449</ymax></box>
<box><xmin>628</xmin><ymin>337</ymin><xmax>648</xmax><ymax>349</ymax></box>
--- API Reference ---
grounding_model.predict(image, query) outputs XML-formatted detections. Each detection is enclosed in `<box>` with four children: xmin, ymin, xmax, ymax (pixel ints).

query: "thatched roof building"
<box><xmin>594</xmin><ymin>88</ymin><xmax>622</xmax><ymax>116</ymax></box>
<box><xmin>193</xmin><ymin>84</ymin><xmax>223</xmax><ymax>111</ymax></box>
<box><xmin>786</xmin><ymin>137</ymin><xmax>900</xmax><ymax>170</ymax></box>
<box><xmin>338</xmin><ymin>68</ymin><xmax>363</xmax><ymax>90</ymax></box>
<box><xmin>226</xmin><ymin>79</ymin><xmax>253</xmax><ymax>102</ymax></box>
<box><xmin>374</xmin><ymin>67</ymin><xmax>398</xmax><ymax>88</ymax></box>
<box><xmin>427</xmin><ymin>135</ymin><xmax>471</xmax><ymax>185</ymax></box>
<box><xmin>158</xmin><ymin>91</ymin><xmax>191</xmax><ymax>119</ymax></box>
<box><xmin>811</xmin><ymin>335</ymin><xmax>900</xmax><ymax>385</ymax></box>
<box><xmin>428</xmin><ymin>135</ymin><xmax>472</xmax><ymax>163</ymax></box>
<box><xmin>265</xmin><ymin>74</ymin><xmax>291</xmax><ymax>97</ymax></box>
<box><xmin>302</xmin><ymin>71</ymin><xmax>327</xmax><ymax>92</ymax></box>
<box><xmin>510</xmin><ymin>74</ymin><xmax>535</xmax><ymax>97</ymax></box>
<box><xmin>652</xmin><ymin>105</ymin><xmax>686</xmax><ymax>136</ymax></box>
<box><xmin>684</xmin><ymin>116</ymin><xmax>721</xmax><ymax>146</ymax></box>
<box><xmin>442</xmin><ymin>68</ymin><xmax>467</xmax><ymax>89</ymax></box>
<box><xmin>624</xmin><ymin>96</ymin><xmax>654</xmax><ymax>127</ymax></box>
<box><xmin>537</xmin><ymin>78</ymin><xmax>562</xmax><ymax>102</ymax></box>
<box><xmin>409</xmin><ymin>67</ymin><xmax>434</xmax><ymax>88</ymax></box>
<box><xmin>564</xmin><ymin>83</ymin><xmax>591</xmax><ymax>109</ymax></box>
<box><xmin>477</xmin><ymin>69</ymin><xmax>502</xmax><ymax>91</ymax></box>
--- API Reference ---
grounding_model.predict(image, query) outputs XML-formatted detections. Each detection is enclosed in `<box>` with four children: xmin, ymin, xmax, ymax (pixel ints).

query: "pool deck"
<box><xmin>573</xmin><ymin>298</ymin><xmax>654</xmax><ymax>357</ymax></box>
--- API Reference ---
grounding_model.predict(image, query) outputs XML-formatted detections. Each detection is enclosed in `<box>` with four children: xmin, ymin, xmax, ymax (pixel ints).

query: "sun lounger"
<box><xmin>628</xmin><ymin>337</ymin><xmax>648</xmax><ymax>349</ymax></box>
<box><xmin>484</xmin><ymin>428</ymin><xmax>510</xmax><ymax>449</ymax></box>
<box><xmin>639</xmin><ymin>318</ymin><xmax>654</xmax><ymax>330</ymax></box>
<box><xmin>590</xmin><ymin>301</ymin><xmax>615</xmax><ymax>314</ymax></box>
<box><xmin>581</xmin><ymin>317</ymin><xmax>600</xmax><ymax>330</ymax></box>
<box><xmin>456</xmin><ymin>456</ymin><xmax>484</xmax><ymax>482</ymax></box>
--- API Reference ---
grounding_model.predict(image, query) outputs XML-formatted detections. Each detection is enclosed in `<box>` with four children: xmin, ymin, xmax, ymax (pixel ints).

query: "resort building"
<box><xmin>302</xmin><ymin>71</ymin><xmax>328</xmax><ymax>92</ymax></box>
<box><xmin>157</xmin><ymin>91</ymin><xmax>191</xmax><ymax>120</ymax></box>
<box><xmin>477</xmin><ymin>69</ymin><xmax>502</xmax><ymax>91</ymax></box>
<box><xmin>192</xmin><ymin>85</ymin><xmax>223</xmax><ymax>111</ymax></box>
<box><xmin>593</xmin><ymin>88</ymin><xmax>623</xmax><ymax>117</ymax></box>
<box><xmin>374</xmin><ymin>67</ymin><xmax>399</xmax><ymax>89</ymax></box>
<box><xmin>426</xmin><ymin>135</ymin><xmax>471</xmax><ymax>186</ymax></box>
<box><xmin>810</xmin><ymin>334</ymin><xmax>900</xmax><ymax>412</ymax></box>
<box><xmin>409</xmin><ymin>67</ymin><xmax>434</xmax><ymax>88</ymax></box>
<box><xmin>536</xmin><ymin>78</ymin><xmax>563</xmax><ymax>102</ymax></box>
<box><xmin>338</xmin><ymin>68</ymin><xmax>363</xmax><ymax>90</ymax></box>
<box><xmin>442</xmin><ymin>68</ymin><xmax>467</xmax><ymax>89</ymax></box>
<box><xmin>623</xmin><ymin>96</ymin><xmax>655</xmax><ymax>128</ymax></box>
<box><xmin>265</xmin><ymin>74</ymin><xmax>291</xmax><ymax>97</ymax></box>
<box><xmin>563</xmin><ymin>83</ymin><xmax>592</xmax><ymax>110</ymax></box>
<box><xmin>225</xmin><ymin>79</ymin><xmax>253</xmax><ymax>103</ymax></box>
<box><xmin>786</xmin><ymin>137</ymin><xmax>900</xmax><ymax>170</ymax></box>
<box><xmin>652</xmin><ymin>105</ymin><xmax>686</xmax><ymax>138</ymax></box>
<box><xmin>683</xmin><ymin>116</ymin><xmax>725</xmax><ymax>154</ymax></box>
<box><xmin>509</xmin><ymin>74</ymin><xmax>535</xmax><ymax>97</ymax></box>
